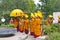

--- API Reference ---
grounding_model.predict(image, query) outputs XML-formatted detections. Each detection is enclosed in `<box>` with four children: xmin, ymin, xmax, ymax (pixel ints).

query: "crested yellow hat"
<box><xmin>25</xmin><ymin>14</ymin><xmax>28</xmax><ymax>18</ymax></box>
<box><xmin>31</xmin><ymin>13</ymin><xmax>35</xmax><ymax>18</ymax></box>
<box><xmin>48</xmin><ymin>15</ymin><xmax>53</xmax><ymax>18</ymax></box>
<box><xmin>37</xmin><ymin>11</ymin><xmax>43</xmax><ymax>18</ymax></box>
<box><xmin>34</xmin><ymin>12</ymin><xmax>38</xmax><ymax>17</ymax></box>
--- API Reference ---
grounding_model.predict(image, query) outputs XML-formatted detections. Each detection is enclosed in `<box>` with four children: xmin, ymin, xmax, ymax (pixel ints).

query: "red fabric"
<box><xmin>10</xmin><ymin>20</ymin><xmax>13</xmax><ymax>24</ymax></box>
<box><xmin>34</xmin><ymin>35</ymin><xmax>40</xmax><ymax>38</ymax></box>
<box><xmin>20</xmin><ymin>30</ymin><xmax>23</xmax><ymax>33</ymax></box>
<box><xmin>30</xmin><ymin>32</ymin><xmax>34</xmax><ymax>36</ymax></box>
<box><xmin>17</xmin><ymin>26</ymin><xmax>20</xmax><ymax>32</ymax></box>
<box><xmin>25</xmin><ymin>29</ymin><xmax>29</xmax><ymax>34</ymax></box>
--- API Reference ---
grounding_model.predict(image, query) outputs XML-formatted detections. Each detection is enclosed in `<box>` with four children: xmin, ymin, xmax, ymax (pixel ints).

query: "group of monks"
<box><xmin>13</xmin><ymin>11</ymin><xmax>42</xmax><ymax>38</ymax></box>
<box><xmin>10</xmin><ymin>10</ymin><xmax>60</xmax><ymax>38</ymax></box>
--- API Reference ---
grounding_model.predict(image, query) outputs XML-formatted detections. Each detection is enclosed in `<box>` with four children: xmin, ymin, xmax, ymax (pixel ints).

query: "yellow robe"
<box><xmin>34</xmin><ymin>18</ymin><xmax>42</xmax><ymax>37</ymax></box>
<box><xmin>30</xmin><ymin>18</ymin><xmax>35</xmax><ymax>35</ymax></box>
<box><xmin>24</xmin><ymin>19</ymin><xmax>29</xmax><ymax>34</ymax></box>
<box><xmin>46</xmin><ymin>18</ymin><xmax>51</xmax><ymax>26</ymax></box>
<box><xmin>58</xmin><ymin>19</ymin><xmax>60</xmax><ymax>23</ymax></box>
<box><xmin>19</xmin><ymin>19</ymin><xmax>24</xmax><ymax>32</ymax></box>
<box><xmin>14</xmin><ymin>18</ymin><xmax>19</xmax><ymax>28</ymax></box>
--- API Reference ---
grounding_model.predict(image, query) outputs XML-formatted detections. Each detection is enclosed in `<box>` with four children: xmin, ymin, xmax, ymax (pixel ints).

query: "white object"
<box><xmin>1</xmin><ymin>18</ymin><xmax>5</xmax><ymax>22</ymax></box>
<box><xmin>53</xmin><ymin>12</ymin><xmax>60</xmax><ymax>23</ymax></box>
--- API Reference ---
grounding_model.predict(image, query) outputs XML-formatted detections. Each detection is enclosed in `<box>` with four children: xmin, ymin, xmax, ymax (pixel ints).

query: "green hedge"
<box><xmin>43</xmin><ymin>23</ymin><xmax>60</xmax><ymax>35</ymax></box>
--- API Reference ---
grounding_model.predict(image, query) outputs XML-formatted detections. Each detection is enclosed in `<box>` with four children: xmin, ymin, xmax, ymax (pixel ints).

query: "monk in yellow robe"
<box><xmin>14</xmin><ymin>17</ymin><xmax>19</xmax><ymax>32</ymax></box>
<box><xmin>46</xmin><ymin>15</ymin><xmax>53</xmax><ymax>26</ymax></box>
<box><xmin>34</xmin><ymin>11</ymin><xmax>42</xmax><ymax>38</ymax></box>
<box><xmin>19</xmin><ymin>16</ymin><xmax>24</xmax><ymax>33</ymax></box>
<box><xmin>34</xmin><ymin>17</ymin><xmax>42</xmax><ymax>38</ymax></box>
<box><xmin>30</xmin><ymin>13</ymin><xmax>35</xmax><ymax>35</ymax></box>
<box><xmin>24</xmin><ymin>14</ymin><xmax>29</xmax><ymax>34</ymax></box>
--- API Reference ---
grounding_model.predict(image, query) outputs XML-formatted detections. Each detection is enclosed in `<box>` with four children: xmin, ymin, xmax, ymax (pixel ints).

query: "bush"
<box><xmin>47</xmin><ymin>32</ymin><xmax>60</xmax><ymax>40</ymax></box>
<box><xmin>0</xmin><ymin>24</ymin><xmax>7</xmax><ymax>27</ymax></box>
<box><xmin>43</xmin><ymin>23</ymin><xmax>59</xmax><ymax>35</ymax></box>
<box><xmin>8</xmin><ymin>24</ymin><xmax>14</xmax><ymax>28</ymax></box>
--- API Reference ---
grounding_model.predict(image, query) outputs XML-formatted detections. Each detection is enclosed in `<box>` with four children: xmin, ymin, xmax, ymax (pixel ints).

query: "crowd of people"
<box><xmin>9</xmin><ymin>11</ymin><xmax>43</xmax><ymax>38</ymax></box>
<box><xmin>9</xmin><ymin>10</ymin><xmax>60</xmax><ymax>38</ymax></box>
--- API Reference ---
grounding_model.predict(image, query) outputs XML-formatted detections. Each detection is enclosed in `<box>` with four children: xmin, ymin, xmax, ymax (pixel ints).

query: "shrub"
<box><xmin>43</xmin><ymin>23</ymin><xmax>59</xmax><ymax>35</ymax></box>
<box><xmin>8</xmin><ymin>24</ymin><xmax>14</xmax><ymax>28</ymax></box>
<box><xmin>0</xmin><ymin>24</ymin><xmax>7</xmax><ymax>27</ymax></box>
<box><xmin>47</xmin><ymin>32</ymin><xmax>60</xmax><ymax>40</ymax></box>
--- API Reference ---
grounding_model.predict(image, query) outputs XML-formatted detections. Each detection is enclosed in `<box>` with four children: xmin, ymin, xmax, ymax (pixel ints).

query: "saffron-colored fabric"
<box><xmin>34</xmin><ymin>18</ymin><xmax>42</xmax><ymax>37</ymax></box>
<box><xmin>19</xmin><ymin>19</ymin><xmax>24</xmax><ymax>32</ymax></box>
<box><xmin>30</xmin><ymin>18</ymin><xmax>35</xmax><ymax>35</ymax></box>
<box><xmin>46</xmin><ymin>18</ymin><xmax>51</xmax><ymax>26</ymax></box>
<box><xmin>24</xmin><ymin>19</ymin><xmax>29</xmax><ymax>34</ymax></box>
<box><xmin>14</xmin><ymin>18</ymin><xmax>19</xmax><ymax>28</ymax></box>
<box><xmin>14</xmin><ymin>18</ymin><xmax>19</xmax><ymax>32</ymax></box>
<box><xmin>58</xmin><ymin>19</ymin><xmax>60</xmax><ymax>23</ymax></box>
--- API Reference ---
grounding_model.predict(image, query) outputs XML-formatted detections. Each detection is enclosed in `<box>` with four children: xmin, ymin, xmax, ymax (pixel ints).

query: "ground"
<box><xmin>0</xmin><ymin>32</ymin><xmax>46</xmax><ymax>40</ymax></box>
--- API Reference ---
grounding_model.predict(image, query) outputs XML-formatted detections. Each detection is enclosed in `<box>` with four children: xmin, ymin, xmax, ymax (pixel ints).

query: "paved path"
<box><xmin>0</xmin><ymin>32</ymin><xmax>46</xmax><ymax>40</ymax></box>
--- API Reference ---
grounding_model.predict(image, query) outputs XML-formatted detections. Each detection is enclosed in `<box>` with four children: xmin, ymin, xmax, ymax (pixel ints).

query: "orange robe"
<box><xmin>14</xmin><ymin>18</ymin><xmax>19</xmax><ymax>28</ymax></box>
<box><xmin>34</xmin><ymin>18</ymin><xmax>42</xmax><ymax>38</ymax></box>
<box><xmin>24</xmin><ymin>19</ymin><xmax>29</xmax><ymax>34</ymax></box>
<box><xmin>58</xmin><ymin>19</ymin><xmax>60</xmax><ymax>23</ymax></box>
<box><xmin>30</xmin><ymin>18</ymin><xmax>35</xmax><ymax>35</ymax></box>
<box><xmin>19</xmin><ymin>19</ymin><xmax>24</xmax><ymax>33</ymax></box>
<box><xmin>46</xmin><ymin>18</ymin><xmax>51</xmax><ymax>26</ymax></box>
<box><xmin>14</xmin><ymin>18</ymin><xmax>19</xmax><ymax>32</ymax></box>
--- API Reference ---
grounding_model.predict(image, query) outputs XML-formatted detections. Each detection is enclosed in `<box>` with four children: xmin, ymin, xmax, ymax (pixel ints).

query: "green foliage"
<box><xmin>0</xmin><ymin>0</ymin><xmax>36</xmax><ymax>13</ymax></box>
<box><xmin>47</xmin><ymin>32</ymin><xmax>60</xmax><ymax>40</ymax></box>
<box><xmin>0</xmin><ymin>0</ymin><xmax>36</xmax><ymax>22</ymax></box>
<box><xmin>0</xmin><ymin>24</ymin><xmax>7</xmax><ymax>27</ymax></box>
<box><xmin>0</xmin><ymin>24</ymin><xmax>14</xmax><ymax>28</ymax></box>
<box><xmin>8</xmin><ymin>24</ymin><xmax>14</xmax><ymax>28</ymax></box>
<box><xmin>43</xmin><ymin>23</ymin><xmax>60</xmax><ymax>35</ymax></box>
<box><xmin>43</xmin><ymin>25</ymin><xmax>51</xmax><ymax>35</ymax></box>
<box><xmin>43</xmin><ymin>23</ymin><xmax>60</xmax><ymax>40</ymax></box>
<box><xmin>40</xmin><ymin>0</ymin><xmax>58</xmax><ymax>17</ymax></box>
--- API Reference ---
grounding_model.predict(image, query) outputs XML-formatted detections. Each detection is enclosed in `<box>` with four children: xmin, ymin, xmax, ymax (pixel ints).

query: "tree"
<box><xmin>39</xmin><ymin>0</ymin><xmax>57</xmax><ymax>17</ymax></box>
<box><xmin>0</xmin><ymin>0</ymin><xmax>36</xmax><ymax>13</ymax></box>
<box><xmin>0</xmin><ymin>0</ymin><xmax>36</xmax><ymax>24</ymax></box>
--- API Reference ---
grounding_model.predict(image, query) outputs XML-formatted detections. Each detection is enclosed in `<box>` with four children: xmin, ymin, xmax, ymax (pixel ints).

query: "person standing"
<box><xmin>46</xmin><ymin>15</ymin><xmax>53</xmax><ymax>26</ymax></box>
<box><xmin>14</xmin><ymin>17</ymin><xmax>19</xmax><ymax>32</ymax></box>
<box><xmin>19</xmin><ymin>16</ymin><xmax>24</xmax><ymax>33</ymax></box>
<box><xmin>24</xmin><ymin>14</ymin><xmax>29</xmax><ymax>34</ymax></box>
<box><xmin>9</xmin><ymin>18</ymin><xmax>14</xmax><ymax>24</ymax></box>
<box><xmin>30</xmin><ymin>13</ymin><xmax>35</xmax><ymax>36</ymax></box>
<box><xmin>34</xmin><ymin>11</ymin><xmax>43</xmax><ymax>38</ymax></box>
<box><xmin>1</xmin><ymin>16</ymin><xmax>6</xmax><ymax>24</ymax></box>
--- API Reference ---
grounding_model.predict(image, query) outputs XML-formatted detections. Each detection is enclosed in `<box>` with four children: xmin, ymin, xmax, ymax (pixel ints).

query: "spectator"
<box><xmin>1</xmin><ymin>16</ymin><xmax>5</xmax><ymax>24</ymax></box>
<box><xmin>9</xmin><ymin>18</ymin><xmax>14</xmax><ymax>24</ymax></box>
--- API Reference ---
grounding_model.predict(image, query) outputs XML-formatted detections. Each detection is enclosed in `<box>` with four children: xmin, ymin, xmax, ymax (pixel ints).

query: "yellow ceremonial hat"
<box><xmin>37</xmin><ymin>11</ymin><xmax>43</xmax><ymax>18</ymax></box>
<box><xmin>34</xmin><ymin>12</ymin><xmax>38</xmax><ymax>17</ymax></box>
<box><xmin>25</xmin><ymin>14</ymin><xmax>28</xmax><ymax>18</ymax></box>
<box><xmin>31</xmin><ymin>13</ymin><xmax>35</xmax><ymax>18</ymax></box>
<box><xmin>10</xmin><ymin>9</ymin><xmax>24</xmax><ymax>17</ymax></box>
<box><xmin>48</xmin><ymin>15</ymin><xmax>53</xmax><ymax>18</ymax></box>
